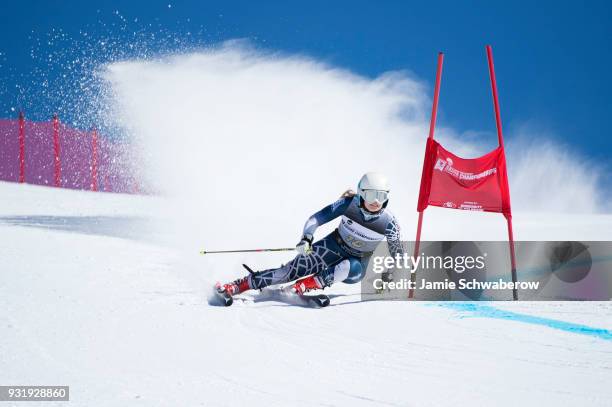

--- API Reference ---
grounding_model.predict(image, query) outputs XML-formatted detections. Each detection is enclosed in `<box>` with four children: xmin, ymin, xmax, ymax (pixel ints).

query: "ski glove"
<box><xmin>381</xmin><ymin>270</ymin><xmax>394</xmax><ymax>283</ymax></box>
<box><xmin>296</xmin><ymin>236</ymin><xmax>313</xmax><ymax>255</ymax></box>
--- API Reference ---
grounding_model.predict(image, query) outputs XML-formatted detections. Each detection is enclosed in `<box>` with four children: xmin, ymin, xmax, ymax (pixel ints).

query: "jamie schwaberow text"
<box><xmin>372</xmin><ymin>278</ymin><xmax>540</xmax><ymax>291</ymax></box>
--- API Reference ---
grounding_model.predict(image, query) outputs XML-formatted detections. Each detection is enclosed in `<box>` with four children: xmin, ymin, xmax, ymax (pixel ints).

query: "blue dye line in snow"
<box><xmin>430</xmin><ymin>302</ymin><xmax>612</xmax><ymax>340</ymax></box>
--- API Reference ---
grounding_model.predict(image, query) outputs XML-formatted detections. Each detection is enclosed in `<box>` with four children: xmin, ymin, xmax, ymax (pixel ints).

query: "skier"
<box><xmin>215</xmin><ymin>172</ymin><xmax>403</xmax><ymax>305</ymax></box>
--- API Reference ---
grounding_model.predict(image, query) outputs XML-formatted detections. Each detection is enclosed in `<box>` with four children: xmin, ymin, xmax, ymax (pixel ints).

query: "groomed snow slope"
<box><xmin>0</xmin><ymin>181</ymin><xmax>611</xmax><ymax>406</ymax></box>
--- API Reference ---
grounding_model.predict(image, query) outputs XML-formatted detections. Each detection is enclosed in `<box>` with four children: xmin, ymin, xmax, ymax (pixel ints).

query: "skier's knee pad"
<box><xmin>328</xmin><ymin>259</ymin><xmax>350</xmax><ymax>285</ymax></box>
<box><xmin>342</xmin><ymin>258</ymin><xmax>365</xmax><ymax>284</ymax></box>
<box><xmin>330</xmin><ymin>258</ymin><xmax>364</xmax><ymax>285</ymax></box>
<box><xmin>319</xmin><ymin>258</ymin><xmax>366</xmax><ymax>287</ymax></box>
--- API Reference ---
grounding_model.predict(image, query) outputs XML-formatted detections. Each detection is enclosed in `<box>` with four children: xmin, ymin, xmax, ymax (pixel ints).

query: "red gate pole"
<box><xmin>18</xmin><ymin>111</ymin><xmax>25</xmax><ymax>183</ymax></box>
<box><xmin>506</xmin><ymin>216</ymin><xmax>518</xmax><ymax>300</ymax></box>
<box><xmin>91</xmin><ymin>128</ymin><xmax>98</xmax><ymax>191</ymax></box>
<box><xmin>486</xmin><ymin>45</ymin><xmax>505</xmax><ymax>148</ymax></box>
<box><xmin>486</xmin><ymin>45</ymin><xmax>518</xmax><ymax>300</ymax></box>
<box><xmin>52</xmin><ymin>114</ymin><xmax>61</xmax><ymax>187</ymax></box>
<box><xmin>409</xmin><ymin>52</ymin><xmax>444</xmax><ymax>299</ymax></box>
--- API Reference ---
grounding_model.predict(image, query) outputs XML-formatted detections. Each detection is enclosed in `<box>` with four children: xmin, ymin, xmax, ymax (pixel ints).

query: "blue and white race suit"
<box><xmin>248</xmin><ymin>195</ymin><xmax>403</xmax><ymax>289</ymax></box>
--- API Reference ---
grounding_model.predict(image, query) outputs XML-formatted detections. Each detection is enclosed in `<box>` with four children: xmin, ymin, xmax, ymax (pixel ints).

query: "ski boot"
<box><xmin>214</xmin><ymin>277</ymin><xmax>250</xmax><ymax>307</ymax></box>
<box><xmin>291</xmin><ymin>275</ymin><xmax>324</xmax><ymax>295</ymax></box>
<box><xmin>290</xmin><ymin>275</ymin><xmax>330</xmax><ymax>307</ymax></box>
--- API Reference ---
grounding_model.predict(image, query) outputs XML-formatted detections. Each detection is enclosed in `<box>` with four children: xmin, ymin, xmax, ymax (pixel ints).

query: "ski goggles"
<box><xmin>361</xmin><ymin>189</ymin><xmax>389</xmax><ymax>204</ymax></box>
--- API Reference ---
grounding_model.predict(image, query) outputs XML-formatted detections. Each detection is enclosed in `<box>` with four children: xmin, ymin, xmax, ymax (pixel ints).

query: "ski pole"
<box><xmin>199</xmin><ymin>247</ymin><xmax>295</xmax><ymax>255</ymax></box>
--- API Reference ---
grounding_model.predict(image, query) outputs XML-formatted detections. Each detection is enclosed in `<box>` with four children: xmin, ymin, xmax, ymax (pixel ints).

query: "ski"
<box><xmin>211</xmin><ymin>283</ymin><xmax>330</xmax><ymax>308</ymax></box>
<box><xmin>215</xmin><ymin>289</ymin><xmax>233</xmax><ymax>306</ymax></box>
<box><xmin>263</xmin><ymin>286</ymin><xmax>330</xmax><ymax>308</ymax></box>
<box><xmin>304</xmin><ymin>293</ymin><xmax>331</xmax><ymax>308</ymax></box>
<box><xmin>212</xmin><ymin>282</ymin><xmax>234</xmax><ymax>306</ymax></box>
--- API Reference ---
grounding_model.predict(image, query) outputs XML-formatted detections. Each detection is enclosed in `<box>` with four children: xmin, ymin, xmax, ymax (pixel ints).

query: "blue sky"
<box><xmin>0</xmin><ymin>1</ymin><xmax>610</xmax><ymax>169</ymax></box>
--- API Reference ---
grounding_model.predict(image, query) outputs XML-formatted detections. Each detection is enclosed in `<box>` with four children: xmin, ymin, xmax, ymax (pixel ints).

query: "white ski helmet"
<box><xmin>357</xmin><ymin>172</ymin><xmax>390</xmax><ymax>211</ymax></box>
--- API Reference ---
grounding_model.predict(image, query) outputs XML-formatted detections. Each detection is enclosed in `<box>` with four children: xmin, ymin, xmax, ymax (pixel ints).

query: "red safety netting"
<box><xmin>0</xmin><ymin>116</ymin><xmax>138</xmax><ymax>193</ymax></box>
